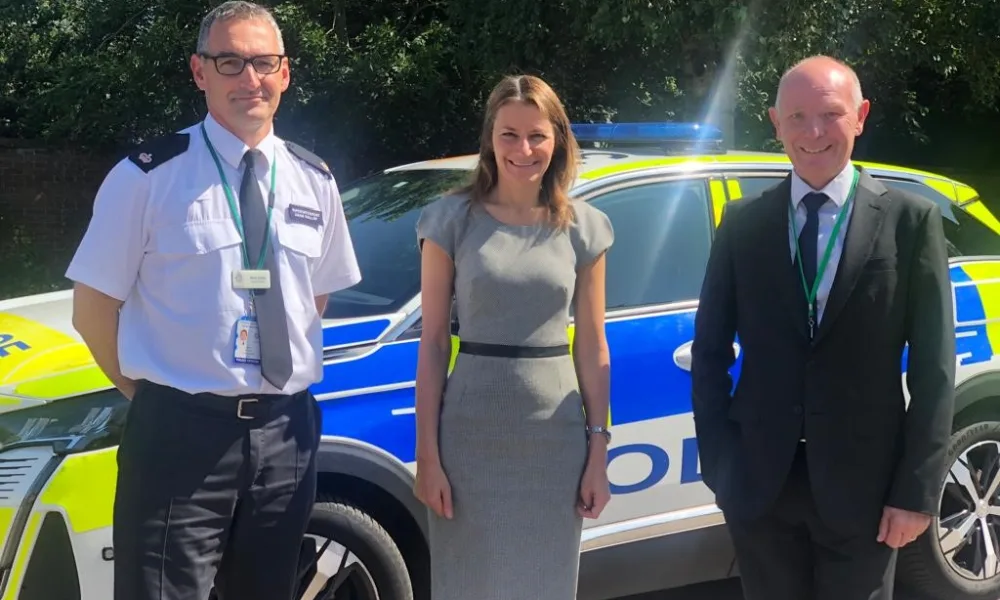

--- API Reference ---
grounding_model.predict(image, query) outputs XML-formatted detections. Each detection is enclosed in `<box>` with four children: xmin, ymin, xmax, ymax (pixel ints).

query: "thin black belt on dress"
<box><xmin>457</xmin><ymin>341</ymin><xmax>570</xmax><ymax>358</ymax></box>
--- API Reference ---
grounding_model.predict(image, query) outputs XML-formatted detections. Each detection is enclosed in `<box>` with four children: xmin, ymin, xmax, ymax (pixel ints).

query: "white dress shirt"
<box><xmin>788</xmin><ymin>161</ymin><xmax>858</xmax><ymax>323</ymax></box>
<box><xmin>66</xmin><ymin>113</ymin><xmax>362</xmax><ymax>396</ymax></box>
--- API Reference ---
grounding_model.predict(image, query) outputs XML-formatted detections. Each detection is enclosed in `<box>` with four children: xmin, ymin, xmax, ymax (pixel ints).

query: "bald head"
<box><xmin>768</xmin><ymin>55</ymin><xmax>871</xmax><ymax>189</ymax></box>
<box><xmin>776</xmin><ymin>56</ymin><xmax>863</xmax><ymax>113</ymax></box>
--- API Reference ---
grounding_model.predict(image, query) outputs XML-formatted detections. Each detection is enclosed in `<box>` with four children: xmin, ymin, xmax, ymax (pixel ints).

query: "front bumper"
<box><xmin>0</xmin><ymin>445</ymin><xmax>117</xmax><ymax>600</ymax></box>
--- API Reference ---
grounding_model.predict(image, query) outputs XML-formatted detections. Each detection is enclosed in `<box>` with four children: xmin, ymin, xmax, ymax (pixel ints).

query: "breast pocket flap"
<box><xmin>155</xmin><ymin>220</ymin><xmax>243</xmax><ymax>255</ymax></box>
<box><xmin>278</xmin><ymin>224</ymin><xmax>323</xmax><ymax>258</ymax></box>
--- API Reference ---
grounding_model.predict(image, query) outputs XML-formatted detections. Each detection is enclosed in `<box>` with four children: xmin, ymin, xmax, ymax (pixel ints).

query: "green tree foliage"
<box><xmin>2</xmin><ymin>0</ymin><xmax>999</xmax><ymax>179</ymax></box>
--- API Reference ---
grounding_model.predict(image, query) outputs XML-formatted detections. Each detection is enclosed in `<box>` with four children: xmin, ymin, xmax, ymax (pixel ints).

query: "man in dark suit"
<box><xmin>691</xmin><ymin>55</ymin><xmax>956</xmax><ymax>599</ymax></box>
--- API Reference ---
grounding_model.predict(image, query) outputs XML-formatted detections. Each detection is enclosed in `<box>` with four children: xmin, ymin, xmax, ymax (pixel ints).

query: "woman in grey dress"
<box><xmin>413</xmin><ymin>74</ymin><xmax>615</xmax><ymax>599</ymax></box>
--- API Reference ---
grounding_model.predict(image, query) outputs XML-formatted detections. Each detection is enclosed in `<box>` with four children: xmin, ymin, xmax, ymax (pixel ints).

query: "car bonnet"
<box><xmin>0</xmin><ymin>290</ymin><xmax>109</xmax><ymax>411</ymax></box>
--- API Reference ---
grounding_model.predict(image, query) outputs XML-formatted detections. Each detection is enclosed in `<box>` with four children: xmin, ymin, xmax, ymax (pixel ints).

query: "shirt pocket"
<box><xmin>273</xmin><ymin>215</ymin><xmax>324</xmax><ymax>314</ymax></box>
<box><xmin>153</xmin><ymin>219</ymin><xmax>242</xmax><ymax>256</ymax></box>
<box><xmin>146</xmin><ymin>219</ymin><xmax>245</xmax><ymax>315</ymax></box>
<box><xmin>277</xmin><ymin>222</ymin><xmax>323</xmax><ymax>259</ymax></box>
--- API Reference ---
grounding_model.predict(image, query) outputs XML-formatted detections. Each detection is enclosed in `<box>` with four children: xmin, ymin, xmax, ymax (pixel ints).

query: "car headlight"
<box><xmin>0</xmin><ymin>390</ymin><xmax>129</xmax><ymax>454</ymax></box>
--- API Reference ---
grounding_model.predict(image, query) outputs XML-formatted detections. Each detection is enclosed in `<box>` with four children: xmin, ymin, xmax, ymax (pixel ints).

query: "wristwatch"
<box><xmin>586</xmin><ymin>425</ymin><xmax>612</xmax><ymax>443</ymax></box>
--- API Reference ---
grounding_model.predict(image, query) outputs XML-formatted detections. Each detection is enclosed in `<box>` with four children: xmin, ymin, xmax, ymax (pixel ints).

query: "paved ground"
<box><xmin>619</xmin><ymin>578</ymin><xmax>935</xmax><ymax>599</ymax></box>
<box><xmin>621</xmin><ymin>578</ymin><xmax>743</xmax><ymax>599</ymax></box>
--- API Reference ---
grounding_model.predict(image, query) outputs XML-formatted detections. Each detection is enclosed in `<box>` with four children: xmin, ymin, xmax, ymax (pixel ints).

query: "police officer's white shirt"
<box><xmin>66</xmin><ymin>113</ymin><xmax>362</xmax><ymax>396</ymax></box>
<box><xmin>788</xmin><ymin>160</ymin><xmax>857</xmax><ymax>323</ymax></box>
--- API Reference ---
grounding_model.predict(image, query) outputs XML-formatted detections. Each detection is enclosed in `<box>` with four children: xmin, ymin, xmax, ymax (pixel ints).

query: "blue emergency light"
<box><xmin>570</xmin><ymin>122</ymin><xmax>725</xmax><ymax>154</ymax></box>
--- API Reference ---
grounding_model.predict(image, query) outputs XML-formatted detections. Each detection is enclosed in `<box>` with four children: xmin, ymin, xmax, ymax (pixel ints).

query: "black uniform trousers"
<box><xmin>725</xmin><ymin>442</ymin><xmax>897</xmax><ymax>600</ymax></box>
<box><xmin>113</xmin><ymin>379</ymin><xmax>322</xmax><ymax>600</ymax></box>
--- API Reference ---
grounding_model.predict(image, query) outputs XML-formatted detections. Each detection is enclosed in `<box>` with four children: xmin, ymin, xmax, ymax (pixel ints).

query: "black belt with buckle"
<box><xmin>138</xmin><ymin>380</ymin><xmax>301</xmax><ymax>421</ymax></box>
<box><xmin>458</xmin><ymin>341</ymin><xmax>570</xmax><ymax>359</ymax></box>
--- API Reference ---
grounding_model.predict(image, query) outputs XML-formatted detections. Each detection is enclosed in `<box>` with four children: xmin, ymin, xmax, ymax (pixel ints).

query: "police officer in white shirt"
<box><xmin>65</xmin><ymin>2</ymin><xmax>361</xmax><ymax>599</ymax></box>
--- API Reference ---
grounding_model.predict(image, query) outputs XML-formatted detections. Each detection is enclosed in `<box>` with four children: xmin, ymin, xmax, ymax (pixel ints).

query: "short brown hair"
<box><xmin>460</xmin><ymin>75</ymin><xmax>579</xmax><ymax>229</ymax></box>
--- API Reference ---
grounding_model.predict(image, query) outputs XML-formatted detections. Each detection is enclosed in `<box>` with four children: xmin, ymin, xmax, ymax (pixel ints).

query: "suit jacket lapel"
<box><xmin>760</xmin><ymin>177</ymin><xmax>810</xmax><ymax>339</ymax></box>
<box><xmin>813</xmin><ymin>168</ymin><xmax>889</xmax><ymax>343</ymax></box>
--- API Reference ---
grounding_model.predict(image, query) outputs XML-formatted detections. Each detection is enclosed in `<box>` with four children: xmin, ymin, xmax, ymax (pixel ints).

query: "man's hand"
<box><xmin>877</xmin><ymin>506</ymin><xmax>932</xmax><ymax>548</ymax></box>
<box><xmin>116</xmin><ymin>378</ymin><xmax>138</xmax><ymax>401</ymax></box>
<box><xmin>71</xmin><ymin>283</ymin><xmax>133</xmax><ymax>399</ymax></box>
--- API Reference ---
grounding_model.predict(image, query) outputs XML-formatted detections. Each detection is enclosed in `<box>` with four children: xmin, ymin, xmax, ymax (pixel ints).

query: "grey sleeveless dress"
<box><xmin>416</xmin><ymin>193</ymin><xmax>614</xmax><ymax>600</ymax></box>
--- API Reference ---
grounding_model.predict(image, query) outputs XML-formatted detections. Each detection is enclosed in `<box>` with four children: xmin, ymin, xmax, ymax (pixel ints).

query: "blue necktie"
<box><xmin>240</xmin><ymin>150</ymin><xmax>293</xmax><ymax>389</ymax></box>
<box><xmin>797</xmin><ymin>192</ymin><xmax>828</xmax><ymax>293</ymax></box>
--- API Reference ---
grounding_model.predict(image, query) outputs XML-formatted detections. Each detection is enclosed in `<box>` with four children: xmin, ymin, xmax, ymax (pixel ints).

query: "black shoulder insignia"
<box><xmin>127</xmin><ymin>133</ymin><xmax>190</xmax><ymax>173</ymax></box>
<box><xmin>285</xmin><ymin>141</ymin><xmax>333</xmax><ymax>179</ymax></box>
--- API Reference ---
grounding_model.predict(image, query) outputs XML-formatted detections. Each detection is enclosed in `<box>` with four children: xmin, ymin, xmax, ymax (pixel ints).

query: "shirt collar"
<box><xmin>791</xmin><ymin>161</ymin><xmax>856</xmax><ymax>209</ymax></box>
<box><xmin>202</xmin><ymin>112</ymin><xmax>278</xmax><ymax>170</ymax></box>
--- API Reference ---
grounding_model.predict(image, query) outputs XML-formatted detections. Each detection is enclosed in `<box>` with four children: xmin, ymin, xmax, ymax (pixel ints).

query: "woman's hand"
<box><xmin>578</xmin><ymin>445</ymin><xmax>611</xmax><ymax>519</ymax></box>
<box><xmin>414</xmin><ymin>459</ymin><xmax>454</xmax><ymax>519</ymax></box>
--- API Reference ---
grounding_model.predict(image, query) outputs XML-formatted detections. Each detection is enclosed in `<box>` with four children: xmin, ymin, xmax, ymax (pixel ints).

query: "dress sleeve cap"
<box><xmin>570</xmin><ymin>201</ymin><xmax>615</xmax><ymax>269</ymax></box>
<box><xmin>416</xmin><ymin>194</ymin><xmax>468</xmax><ymax>259</ymax></box>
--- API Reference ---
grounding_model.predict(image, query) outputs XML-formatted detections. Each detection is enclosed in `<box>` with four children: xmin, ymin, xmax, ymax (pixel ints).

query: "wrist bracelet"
<box><xmin>585</xmin><ymin>425</ymin><xmax>611</xmax><ymax>443</ymax></box>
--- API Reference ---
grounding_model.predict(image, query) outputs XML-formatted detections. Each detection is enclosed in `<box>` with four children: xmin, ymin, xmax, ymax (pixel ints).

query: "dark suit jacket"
<box><xmin>691</xmin><ymin>166</ymin><xmax>956</xmax><ymax>535</ymax></box>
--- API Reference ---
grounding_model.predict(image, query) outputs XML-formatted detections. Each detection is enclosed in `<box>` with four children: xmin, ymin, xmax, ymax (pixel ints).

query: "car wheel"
<box><xmin>294</xmin><ymin>496</ymin><xmax>414</xmax><ymax>600</ymax></box>
<box><xmin>898</xmin><ymin>421</ymin><xmax>1000</xmax><ymax>600</ymax></box>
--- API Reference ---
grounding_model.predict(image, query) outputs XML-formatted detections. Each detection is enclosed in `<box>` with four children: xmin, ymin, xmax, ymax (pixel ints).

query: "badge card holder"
<box><xmin>234</xmin><ymin>312</ymin><xmax>261</xmax><ymax>364</ymax></box>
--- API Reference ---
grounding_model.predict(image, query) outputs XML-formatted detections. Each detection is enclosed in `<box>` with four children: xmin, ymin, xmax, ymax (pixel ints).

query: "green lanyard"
<box><xmin>199</xmin><ymin>122</ymin><xmax>277</xmax><ymax>272</ymax></box>
<box><xmin>788</xmin><ymin>168</ymin><xmax>859</xmax><ymax>338</ymax></box>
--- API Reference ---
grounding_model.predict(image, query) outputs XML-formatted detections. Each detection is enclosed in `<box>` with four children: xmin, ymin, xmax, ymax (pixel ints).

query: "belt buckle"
<box><xmin>237</xmin><ymin>398</ymin><xmax>258</xmax><ymax>420</ymax></box>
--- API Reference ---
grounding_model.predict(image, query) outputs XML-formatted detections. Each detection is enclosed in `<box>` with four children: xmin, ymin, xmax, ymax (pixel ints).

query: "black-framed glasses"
<box><xmin>199</xmin><ymin>53</ymin><xmax>286</xmax><ymax>76</ymax></box>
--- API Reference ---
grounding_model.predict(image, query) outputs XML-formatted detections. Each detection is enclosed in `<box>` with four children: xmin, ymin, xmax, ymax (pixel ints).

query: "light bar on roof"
<box><xmin>571</xmin><ymin>122</ymin><xmax>724</xmax><ymax>145</ymax></box>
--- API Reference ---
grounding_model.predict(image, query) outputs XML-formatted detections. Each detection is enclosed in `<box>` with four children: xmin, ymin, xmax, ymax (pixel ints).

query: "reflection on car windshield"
<box><xmin>879</xmin><ymin>179</ymin><xmax>1000</xmax><ymax>257</ymax></box>
<box><xmin>325</xmin><ymin>169</ymin><xmax>472</xmax><ymax>319</ymax></box>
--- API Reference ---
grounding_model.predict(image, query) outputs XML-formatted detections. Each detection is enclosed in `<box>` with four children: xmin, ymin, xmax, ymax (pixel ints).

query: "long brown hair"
<box><xmin>460</xmin><ymin>75</ymin><xmax>579</xmax><ymax>230</ymax></box>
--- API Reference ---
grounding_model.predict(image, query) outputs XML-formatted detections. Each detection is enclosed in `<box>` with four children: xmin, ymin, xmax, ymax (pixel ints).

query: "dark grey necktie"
<box><xmin>240</xmin><ymin>149</ymin><xmax>293</xmax><ymax>389</ymax></box>
<box><xmin>796</xmin><ymin>192</ymin><xmax>828</xmax><ymax>292</ymax></box>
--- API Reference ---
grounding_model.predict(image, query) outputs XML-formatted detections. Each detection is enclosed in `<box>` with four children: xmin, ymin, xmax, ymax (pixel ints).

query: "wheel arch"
<box><xmin>315</xmin><ymin>436</ymin><xmax>427</xmax><ymax>537</ymax></box>
<box><xmin>953</xmin><ymin>371</ymin><xmax>1000</xmax><ymax>428</ymax></box>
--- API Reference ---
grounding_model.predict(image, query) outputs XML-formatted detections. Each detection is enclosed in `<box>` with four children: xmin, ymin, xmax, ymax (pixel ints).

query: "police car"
<box><xmin>1</xmin><ymin>122</ymin><xmax>999</xmax><ymax>600</ymax></box>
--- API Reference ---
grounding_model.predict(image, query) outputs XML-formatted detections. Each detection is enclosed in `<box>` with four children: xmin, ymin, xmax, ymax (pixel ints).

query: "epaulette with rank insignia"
<box><xmin>285</xmin><ymin>141</ymin><xmax>333</xmax><ymax>179</ymax></box>
<box><xmin>127</xmin><ymin>133</ymin><xmax>190</xmax><ymax>173</ymax></box>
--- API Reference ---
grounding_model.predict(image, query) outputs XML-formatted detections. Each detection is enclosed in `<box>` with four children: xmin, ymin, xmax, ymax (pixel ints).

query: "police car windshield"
<box><xmin>942</xmin><ymin>202</ymin><xmax>1000</xmax><ymax>258</ymax></box>
<box><xmin>874</xmin><ymin>178</ymin><xmax>1000</xmax><ymax>257</ymax></box>
<box><xmin>324</xmin><ymin>168</ymin><xmax>473</xmax><ymax>319</ymax></box>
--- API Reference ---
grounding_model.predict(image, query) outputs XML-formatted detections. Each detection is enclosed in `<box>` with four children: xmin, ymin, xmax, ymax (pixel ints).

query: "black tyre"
<box><xmin>294</xmin><ymin>496</ymin><xmax>413</xmax><ymax>600</ymax></box>
<box><xmin>898</xmin><ymin>421</ymin><xmax>1000</xmax><ymax>600</ymax></box>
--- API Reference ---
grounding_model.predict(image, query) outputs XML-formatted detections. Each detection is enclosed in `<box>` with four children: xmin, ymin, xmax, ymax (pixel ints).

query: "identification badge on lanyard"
<box><xmin>234</xmin><ymin>316</ymin><xmax>261</xmax><ymax>364</ymax></box>
<box><xmin>232</xmin><ymin>269</ymin><xmax>271</xmax><ymax>290</ymax></box>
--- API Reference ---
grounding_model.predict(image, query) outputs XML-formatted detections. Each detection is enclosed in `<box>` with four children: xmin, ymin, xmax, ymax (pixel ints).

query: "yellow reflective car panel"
<box><xmin>577</xmin><ymin>153</ymin><xmax>958</xmax><ymax>181</ymax></box>
<box><xmin>580</xmin><ymin>156</ymin><xmax>692</xmax><ymax>179</ymax></box>
<box><xmin>965</xmin><ymin>202</ymin><xmax>1000</xmax><ymax>236</ymax></box>
<box><xmin>0</xmin><ymin>314</ymin><xmax>94</xmax><ymax>386</ymax></box>
<box><xmin>955</xmin><ymin>182</ymin><xmax>979</xmax><ymax>204</ymax></box>
<box><xmin>39</xmin><ymin>447</ymin><xmax>117</xmax><ymax>534</ymax></box>
<box><xmin>725</xmin><ymin>179</ymin><xmax>741</xmax><ymax>201</ymax></box>
<box><xmin>1</xmin><ymin>512</ymin><xmax>42</xmax><ymax>600</ymax></box>
<box><xmin>709</xmin><ymin>180</ymin><xmax>727</xmax><ymax>225</ymax></box>
<box><xmin>13</xmin><ymin>366</ymin><xmax>112</xmax><ymax>400</ymax></box>
<box><xmin>0</xmin><ymin>507</ymin><xmax>14</xmax><ymax>555</ymax></box>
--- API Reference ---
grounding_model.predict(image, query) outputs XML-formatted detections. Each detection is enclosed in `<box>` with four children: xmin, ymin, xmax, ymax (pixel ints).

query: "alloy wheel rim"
<box><xmin>938</xmin><ymin>440</ymin><xmax>1000</xmax><ymax>581</ymax></box>
<box><xmin>296</xmin><ymin>533</ymin><xmax>379</xmax><ymax>600</ymax></box>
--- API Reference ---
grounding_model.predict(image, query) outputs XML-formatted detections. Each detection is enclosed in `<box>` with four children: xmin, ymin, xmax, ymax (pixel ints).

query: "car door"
<box><xmin>575</xmin><ymin>174</ymin><xmax>719</xmax><ymax>531</ymax></box>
